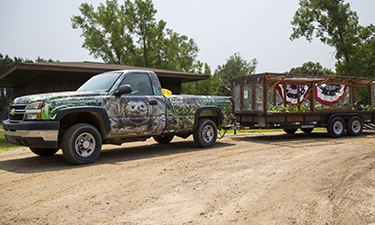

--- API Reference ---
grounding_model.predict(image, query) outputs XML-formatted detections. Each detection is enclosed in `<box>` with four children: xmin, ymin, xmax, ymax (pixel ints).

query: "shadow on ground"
<box><xmin>0</xmin><ymin>139</ymin><xmax>234</xmax><ymax>174</ymax></box>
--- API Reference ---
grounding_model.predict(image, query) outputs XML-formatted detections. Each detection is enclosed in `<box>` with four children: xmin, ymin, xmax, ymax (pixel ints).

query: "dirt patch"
<box><xmin>1</xmin><ymin>130</ymin><xmax>375</xmax><ymax>224</ymax></box>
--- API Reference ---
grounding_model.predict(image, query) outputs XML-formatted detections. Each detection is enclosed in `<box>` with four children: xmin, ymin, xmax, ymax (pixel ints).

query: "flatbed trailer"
<box><xmin>229</xmin><ymin>73</ymin><xmax>375</xmax><ymax>137</ymax></box>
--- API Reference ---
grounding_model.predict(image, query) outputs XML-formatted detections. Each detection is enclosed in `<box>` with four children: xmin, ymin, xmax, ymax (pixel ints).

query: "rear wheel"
<box><xmin>153</xmin><ymin>134</ymin><xmax>174</xmax><ymax>144</ymax></box>
<box><xmin>193</xmin><ymin>119</ymin><xmax>217</xmax><ymax>148</ymax></box>
<box><xmin>62</xmin><ymin>123</ymin><xmax>102</xmax><ymax>165</ymax></box>
<box><xmin>346</xmin><ymin>116</ymin><xmax>363</xmax><ymax>136</ymax></box>
<box><xmin>30</xmin><ymin>147</ymin><xmax>59</xmax><ymax>157</ymax></box>
<box><xmin>301</xmin><ymin>128</ymin><xmax>314</xmax><ymax>134</ymax></box>
<box><xmin>284</xmin><ymin>128</ymin><xmax>297</xmax><ymax>134</ymax></box>
<box><xmin>327</xmin><ymin>117</ymin><xmax>345</xmax><ymax>138</ymax></box>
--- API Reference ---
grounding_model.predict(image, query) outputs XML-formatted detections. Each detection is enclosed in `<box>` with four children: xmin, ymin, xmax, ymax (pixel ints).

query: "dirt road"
<box><xmin>1</xmin><ymin>130</ymin><xmax>375</xmax><ymax>224</ymax></box>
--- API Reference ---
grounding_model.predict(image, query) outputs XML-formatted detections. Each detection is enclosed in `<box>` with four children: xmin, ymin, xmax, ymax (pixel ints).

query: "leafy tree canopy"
<box><xmin>0</xmin><ymin>54</ymin><xmax>33</xmax><ymax>74</ymax></box>
<box><xmin>214</xmin><ymin>53</ymin><xmax>257</xmax><ymax>83</ymax></box>
<box><xmin>336</xmin><ymin>24</ymin><xmax>375</xmax><ymax>78</ymax></box>
<box><xmin>288</xmin><ymin>61</ymin><xmax>335</xmax><ymax>76</ymax></box>
<box><xmin>290</xmin><ymin>0</ymin><xmax>360</xmax><ymax>62</ymax></box>
<box><xmin>71</xmin><ymin>0</ymin><xmax>199</xmax><ymax>73</ymax></box>
<box><xmin>290</xmin><ymin>0</ymin><xmax>375</xmax><ymax>78</ymax></box>
<box><xmin>35</xmin><ymin>57</ymin><xmax>58</xmax><ymax>63</ymax></box>
<box><xmin>182</xmin><ymin>53</ymin><xmax>257</xmax><ymax>96</ymax></box>
<box><xmin>1</xmin><ymin>54</ymin><xmax>57</xmax><ymax>74</ymax></box>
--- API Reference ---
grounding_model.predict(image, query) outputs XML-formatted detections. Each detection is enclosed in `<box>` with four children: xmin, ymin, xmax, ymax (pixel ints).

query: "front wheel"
<box><xmin>346</xmin><ymin>116</ymin><xmax>363</xmax><ymax>136</ymax></box>
<box><xmin>30</xmin><ymin>147</ymin><xmax>59</xmax><ymax>157</ymax></box>
<box><xmin>327</xmin><ymin>117</ymin><xmax>345</xmax><ymax>138</ymax></box>
<box><xmin>61</xmin><ymin>123</ymin><xmax>102</xmax><ymax>164</ymax></box>
<box><xmin>193</xmin><ymin>119</ymin><xmax>217</xmax><ymax>148</ymax></box>
<box><xmin>153</xmin><ymin>134</ymin><xmax>174</xmax><ymax>144</ymax></box>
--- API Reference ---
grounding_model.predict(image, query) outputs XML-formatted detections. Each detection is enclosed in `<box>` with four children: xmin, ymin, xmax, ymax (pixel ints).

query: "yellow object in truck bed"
<box><xmin>162</xmin><ymin>88</ymin><xmax>172</xmax><ymax>95</ymax></box>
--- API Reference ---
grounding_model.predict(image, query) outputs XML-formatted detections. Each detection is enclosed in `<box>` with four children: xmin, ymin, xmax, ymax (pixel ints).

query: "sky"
<box><xmin>0</xmin><ymin>0</ymin><xmax>374</xmax><ymax>74</ymax></box>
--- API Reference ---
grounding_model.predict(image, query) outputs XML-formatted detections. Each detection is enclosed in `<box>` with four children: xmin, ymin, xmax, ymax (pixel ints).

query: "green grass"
<box><xmin>0</xmin><ymin>125</ymin><xmax>24</xmax><ymax>152</ymax></box>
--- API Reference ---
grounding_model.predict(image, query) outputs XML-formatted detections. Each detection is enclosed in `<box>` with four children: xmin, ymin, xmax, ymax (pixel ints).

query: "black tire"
<box><xmin>153</xmin><ymin>134</ymin><xmax>174</xmax><ymax>144</ymax></box>
<box><xmin>30</xmin><ymin>147</ymin><xmax>59</xmax><ymax>157</ymax></box>
<box><xmin>193</xmin><ymin>119</ymin><xmax>217</xmax><ymax>148</ymax></box>
<box><xmin>61</xmin><ymin>123</ymin><xmax>102</xmax><ymax>165</ymax></box>
<box><xmin>301</xmin><ymin>128</ymin><xmax>314</xmax><ymax>134</ymax></box>
<box><xmin>284</xmin><ymin>128</ymin><xmax>297</xmax><ymax>134</ymax></box>
<box><xmin>327</xmin><ymin>117</ymin><xmax>345</xmax><ymax>138</ymax></box>
<box><xmin>346</xmin><ymin>116</ymin><xmax>363</xmax><ymax>136</ymax></box>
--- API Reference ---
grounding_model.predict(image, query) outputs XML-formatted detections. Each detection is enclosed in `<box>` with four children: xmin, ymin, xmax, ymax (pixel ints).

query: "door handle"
<box><xmin>149</xmin><ymin>100</ymin><xmax>158</xmax><ymax>105</ymax></box>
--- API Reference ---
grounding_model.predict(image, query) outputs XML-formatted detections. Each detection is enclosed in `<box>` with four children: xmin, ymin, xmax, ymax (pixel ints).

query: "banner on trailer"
<box><xmin>276</xmin><ymin>84</ymin><xmax>310</xmax><ymax>105</ymax></box>
<box><xmin>315</xmin><ymin>84</ymin><xmax>347</xmax><ymax>106</ymax></box>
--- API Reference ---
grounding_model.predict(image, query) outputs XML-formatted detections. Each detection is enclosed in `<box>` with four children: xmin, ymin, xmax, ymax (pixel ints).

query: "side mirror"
<box><xmin>115</xmin><ymin>84</ymin><xmax>132</xmax><ymax>96</ymax></box>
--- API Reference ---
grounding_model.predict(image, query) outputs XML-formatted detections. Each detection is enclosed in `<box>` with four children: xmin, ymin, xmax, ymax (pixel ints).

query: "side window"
<box><xmin>120</xmin><ymin>73</ymin><xmax>153</xmax><ymax>95</ymax></box>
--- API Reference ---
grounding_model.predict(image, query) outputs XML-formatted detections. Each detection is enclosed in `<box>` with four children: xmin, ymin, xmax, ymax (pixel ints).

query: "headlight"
<box><xmin>24</xmin><ymin>101</ymin><xmax>44</xmax><ymax>120</ymax></box>
<box><xmin>26</xmin><ymin>101</ymin><xmax>44</xmax><ymax>110</ymax></box>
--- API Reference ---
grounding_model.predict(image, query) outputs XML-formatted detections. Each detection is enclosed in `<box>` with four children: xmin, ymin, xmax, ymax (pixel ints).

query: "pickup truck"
<box><xmin>3</xmin><ymin>70</ymin><xmax>233</xmax><ymax>164</ymax></box>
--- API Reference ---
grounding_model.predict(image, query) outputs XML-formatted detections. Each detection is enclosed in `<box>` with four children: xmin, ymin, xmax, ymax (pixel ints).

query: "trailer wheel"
<box><xmin>30</xmin><ymin>148</ymin><xmax>59</xmax><ymax>157</ymax></box>
<box><xmin>327</xmin><ymin>117</ymin><xmax>345</xmax><ymax>138</ymax></box>
<box><xmin>193</xmin><ymin>119</ymin><xmax>217</xmax><ymax>148</ymax></box>
<box><xmin>301</xmin><ymin>128</ymin><xmax>314</xmax><ymax>134</ymax></box>
<box><xmin>284</xmin><ymin>128</ymin><xmax>297</xmax><ymax>134</ymax></box>
<box><xmin>62</xmin><ymin>123</ymin><xmax>102</xmax><ymax>164</ymax></box>
<box><xmin>346</xmin><ymin>116</ymin><xmax>363</xmax><ymax>136</ymax></box>
<box><xmin>153</xmin><ymin>134</ymin><xmax>174</xmax><ymax>144</ymax></box>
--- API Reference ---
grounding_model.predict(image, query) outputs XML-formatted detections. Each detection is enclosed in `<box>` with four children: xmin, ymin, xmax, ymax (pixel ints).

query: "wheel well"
<box><xmin>199</xmin><ymin>110</ymin><xmax>219</xmax><ymax>123</ymax></box>
<box><xmin>58</xmin><ymin>112</ymin><xmax>107</xmax><ymax>145</ymax></box>
<box><xmin>194</xmin><ymin>109</ymin><xmax>221</xmax><ymax>131</ymax></box>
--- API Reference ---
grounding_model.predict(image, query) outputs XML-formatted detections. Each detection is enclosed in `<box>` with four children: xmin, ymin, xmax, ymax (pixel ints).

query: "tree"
<box><xmin>71</xmin><ymin>0</ymin><xmax>132</xmax><ymax>65</ymax></box>
<box><xmin>157</xmin><ymin>29</ymin><xmax>199</xmax><ymax>73</ymax></box>
<box><xmin>71</xmin><ymin>0</ymin><xmax>199</xmax><ymax>72</ymax></box>
<box><xmin>290</xmin><ymin>0</ymin><xmax>375</xmax><ymax>78</ymax></box>
<box><xmin>213</xmin><ymin>53</ymin><xmax>257</xmax><ymax>95</ymax></box>
<box><xmin>290</xmin><ymin>0</ymin><xmax>360</xmax><ymax>63</ymax></box>
<box><xmin>182</xmin><ymin>53</ymin><xmax>258</xmax><ymax>96</ymax></box>
<box><xmin>35</xmin><ymin>57</ymin><xmax>58</xmax><ymax>63</ymax></box>
<box><xmin>181</xmin><ymin>63</ymin><xmax>213</xmax><ymax>95</ymax></box>
<box><xmin>288</xmin><ymin>61</ymin><xmax>334</xmax><ymax>75</ymax></box>
<box><xmin>336</xmin><ymin>24</ymin><xmax>375</xmax><ymax>78</ymax></box>
<box><xmin>215</xmin><ymin>53</ymin><xmax>257</xmax><ymax>82</ymax></box>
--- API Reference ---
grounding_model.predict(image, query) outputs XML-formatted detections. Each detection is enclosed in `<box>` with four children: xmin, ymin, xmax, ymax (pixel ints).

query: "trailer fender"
<box><xmin>324</xmin><ymin>113</ymin><xmax>363</xmax><ymax>125</ymax></box>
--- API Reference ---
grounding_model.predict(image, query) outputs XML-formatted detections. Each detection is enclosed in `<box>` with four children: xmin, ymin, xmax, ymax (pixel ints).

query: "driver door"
<box><xmin>104</xmin><ymin>72</ymin><xmax>166</xmax><ymax>136</ymax></box>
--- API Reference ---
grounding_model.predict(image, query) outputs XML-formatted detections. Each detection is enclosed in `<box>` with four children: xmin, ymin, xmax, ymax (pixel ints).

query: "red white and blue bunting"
<box><xmin>276</xmin><ymin>84</ymin><xmax>310</xmax><ymax>105</ymax></box>
<box><xmin>315</xmin><ymin>84</ymin><xmax>347</xmax><ymax>106</ymax></box>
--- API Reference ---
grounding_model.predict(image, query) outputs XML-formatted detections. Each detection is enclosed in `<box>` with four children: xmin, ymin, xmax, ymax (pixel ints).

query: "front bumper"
<box><xmin>3</xmin><ymin>120</ymin><xmax>59</xmax><ymax>148</ymax></box>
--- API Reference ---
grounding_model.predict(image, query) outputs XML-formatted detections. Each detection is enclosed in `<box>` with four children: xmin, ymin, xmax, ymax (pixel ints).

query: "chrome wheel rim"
<box><xmin>202</xmin><ymin>124</ymin><xmax>214</xmax><ymax>143</ymax></box>
<box><xmin>333</xmin><ymin>121</ymin><xmax>344</xmax><ymax>134</ymax></box>
<box><xmin>75</xmin><ymin>132</ymin><xmax>95</xmax><ymax>157</ymax></box>
<box><xmin>351</xmin><ymin>120</ymin><xmax>361</xmax><ymax>133</ymax></box>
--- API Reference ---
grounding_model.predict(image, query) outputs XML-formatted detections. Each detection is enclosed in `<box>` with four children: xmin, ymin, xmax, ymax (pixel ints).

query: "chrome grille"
<box><xmin>8</xmin><ymin>104</ymin><xmax>26</xmax><ymax>122</ymax></box>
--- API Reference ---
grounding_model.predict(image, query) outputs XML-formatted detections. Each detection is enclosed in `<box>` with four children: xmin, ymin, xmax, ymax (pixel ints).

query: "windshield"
<box><xmin>77</xmin><ymin>71</ymin><xmax>123</xmax><ymax>92</ymax></box>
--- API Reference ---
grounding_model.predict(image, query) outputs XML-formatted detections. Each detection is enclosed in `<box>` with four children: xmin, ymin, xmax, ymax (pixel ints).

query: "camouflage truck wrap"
<box><xmin>3</xmin><ymin>70</ymin><xmax>233</xmax><ymax>164</ymax></box>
